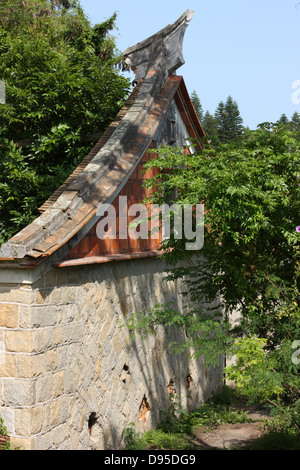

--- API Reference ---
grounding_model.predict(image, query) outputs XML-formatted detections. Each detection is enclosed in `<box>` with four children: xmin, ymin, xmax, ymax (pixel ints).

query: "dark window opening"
<box><xmin>88</xmin><ymin>412</ymin><xmax>98</xmax><ymax>435</ymax></box>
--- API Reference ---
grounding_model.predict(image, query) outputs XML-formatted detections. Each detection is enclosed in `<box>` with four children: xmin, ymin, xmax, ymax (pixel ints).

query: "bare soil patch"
<box><xmin>192</xmin><ymin>405</ymin><xmax>271</xmax><ymax>450</ymax></box>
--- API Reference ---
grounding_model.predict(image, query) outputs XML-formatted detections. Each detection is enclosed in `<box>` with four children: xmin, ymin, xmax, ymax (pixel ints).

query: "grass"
<box><xmin>247</xmin><ymin>430</ymin><xmax>300</xmax><ymax>450</ymax></box>
<box><xmin>122</xmin><ymin>387</ymin><xmax>300</xmax><ymax>451</ymax></box>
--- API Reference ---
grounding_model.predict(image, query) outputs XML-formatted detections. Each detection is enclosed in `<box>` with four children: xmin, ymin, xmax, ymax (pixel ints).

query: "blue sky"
<box><xmin>79</xmin><ymin>0</ymin><xmax>300</xmax><ymax>129</ymax></box>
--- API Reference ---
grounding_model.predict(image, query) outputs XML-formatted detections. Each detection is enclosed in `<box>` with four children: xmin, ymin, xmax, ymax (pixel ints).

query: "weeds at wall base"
<box><xmin>122</xmin><ymin>386</ymin><xmax>300</xmax><ymax>451</ymax></box>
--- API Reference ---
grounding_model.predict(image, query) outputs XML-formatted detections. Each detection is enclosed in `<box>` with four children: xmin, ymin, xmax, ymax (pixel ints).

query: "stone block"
<box><xmin>35</xmin><ymin>430</ymin><xmax>54</xmax><ymax>450</ymax></box>
<box><xmin>3</xmin><ymin>379</ymin><xmax>36</xmax><ymax>407</ymax></box>
<box><xmin>45</xmin><ymin>348</ymin><xmax>58</xmax><ymax>373</ymax></box>
<box><xmin>53</xmin><ymin>326</ymin><xmax>63</xmax><ymax>346</ymax></box>
<box><xmin>0</xmin><ymin>353</ymin><xmax>16</xmax><ymax>377</ymax></box>
<box><xmin>121</xmin><ymin>401</ymin><xmax>131</xmax><ymax>418</ymax></box>
<box><xmin>52</xmin><ymin>423</ymin><xmax>69</xmax><ymax>447</ymax></box>
<box><xmin>10</xmin><ymin>437</ymin><xmax>36</xmax><ymax>451</ymax></box>
<box><xmin>5</xmin><ymin>330</ymin><xmax>36</xmax><ymax>353</ymax></box>
<box><xmin>0</xmin><ymin>304</ymin><xmax>18</xmax><ymax>328</ymax></box>
<box><xmin>60</xmin><ymin>396</ymin><xmax>69</xmax><ymax>423</ymax></box>
<box><xmin>50</xmin><ymin>287</ymin><xmax>62</xmax><ymax>304</ymax></box>
<box><xmin>50</xmin><ymin>400</ymin><xmax>61</xmax><ymax>427</ymax></box>
<box><xmin>7</xmin><ymin>288</ymin><xmax>33</xmax><ymax>305</ymax></box>
<box><xmin>18</xmin><ymin>305</ymin><xmax>33</xmax><ymax>329</ymax></box>
<box><xmin>36</xmin><ymin>375</ymin><xmax>53</xmax><ymax>404</ymax></box>
<box><xmin>61</xmin><ymin>286</ymin><xmax>76</xmax><ymax>304</ymax></box>
<box><xmin>14</xmin><ymin>406</ymin><xmax>43</xmax><ymax>436</ymax></box>
<box><xmin>52</xmin><ymin>370</ymin><xmax>64</xmax><ymax>399</ymax></box>
<box><xmin>36</xmin><ymin>328</ymin><xmax>54</xmax><ymax>352</ymax></box>
<box><xmin>16</xmin><ymin>354</ymin><xmax>44</xmax><ymax>379</ymax></box>
<box><xmin>34</xmin><ymin>289</ymin><xmax>52</xmax><ymax>305</ymax></box>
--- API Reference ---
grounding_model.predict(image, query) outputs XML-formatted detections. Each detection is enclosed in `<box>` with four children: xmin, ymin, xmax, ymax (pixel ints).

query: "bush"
<box><xmin>0</xmin><ymin>417</ymin><xmax>10</xmax><ymax>450</ymax></box>
<box><xmin>0</xmin><ymin>0</ymin><xmax>130</xmax><ymax>243</ymax></box>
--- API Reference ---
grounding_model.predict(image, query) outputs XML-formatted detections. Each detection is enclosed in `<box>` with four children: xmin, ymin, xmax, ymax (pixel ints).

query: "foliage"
<box><xmin>190</xmin><ymin>90</ymin><xmax>204</xmax><ymax>123</ymax></box>
<box><xmin>158</xmin><ymin>390</ymin><xmax>252</xmax><ymax>436</ymax></box>
<box><xmin>121</xmin><ymin>423</ymin><xmax>148</xmax><ymax>450</ymax></box>
<box><xmin>225</xmin><ymin>337</ymin><xmax>288</xmax><ymax>402</ymax></box>
<box><xmin>289</xmin><ymin>112</ymin><xmax>300</xmax><ymax>140</ymax></box>
<box><xmin>202</xmin><ymin>110</ymin><xmax>219</xmax><ymax>145</ymax></box>
<box><xmin>127</xmin><ymin>121</ymin><xmax>300</xmax><ymax>431</ymax></box>
<box><xmin>125</xmin><ymin>302</ymin><xmax>232</xmax><ymax>368</ymax></box>
<box><xmin>0</xmin><ymin>417</ymin><xmax>10</xmax><ymax>450</ymax></box>
<box><xmin>0</xmin><ymin>0</ymin><xmax>130</xmax><ymax>243</ymax></box>
<box><xmin>122</xmin><ymin>388</ymin><xmax>255</xmax><ymax>451</ymax></box>
<box><xmin>247</xmin><ymin>428</ymin><xmax>300</xmax><ymax>450</ymax></box>
<box><xmin>122</xmin><ymin>387</ymin><xmax>300</xmax><ymax>450</ymax></box>
<box><xmin>192</xmin><ymin>93</ymin><xmax>244</xmax><ymax>144</ymax></box>
<box><xmin>214</xmin><ymin>96</ymin><xmax>244</xmax><ymax>143</ymax></box>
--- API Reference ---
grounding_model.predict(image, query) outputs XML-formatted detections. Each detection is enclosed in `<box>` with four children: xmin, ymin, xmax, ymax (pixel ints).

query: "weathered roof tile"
<box><xmin>0</xmin><ymin>12</ymin><xmax>205</xmax><ymax>266</ymax></box>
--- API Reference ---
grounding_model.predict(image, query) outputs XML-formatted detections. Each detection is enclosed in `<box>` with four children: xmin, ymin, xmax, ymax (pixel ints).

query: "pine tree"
<box><xmin>190</xmin><ymin>90</ymin><xmax>204</xmax><ymax>123</ymax></box>
<box><xmin>214</xmin><ymin>96</ymin><xmax>243</xmax><ymax>143</ymax></box>
<box><xmin>224</xmin><ymin>95</ymin><xmax>244</xmax><ymax>141</ymax></box>
<box><xmin>202</xmin><ymin>111</ymin><xmax>219</xmax><ymax>145</ymax></box>
<box><xmin>278</xmin><ymin>113</ymin><xmax>289</xmax><ymax>124</ymax></box>
<box><xmin>290</xmin><ymin>112</ymin><xmax>300</xmax><ymax>139</ymax></box>
<box><xmin>51</xmin><ymin>0</ymin><xmax>70</xmax><ymax>8</ymax></box>
<box><xmin>214</xmin><ymin>101</ymin><xmax>227</xmax><ymax>143</ymax></box>
<box><xmin>291</xmin><ymin>111</ymin><xmax>300</xmax><ymax>125</ymax></box>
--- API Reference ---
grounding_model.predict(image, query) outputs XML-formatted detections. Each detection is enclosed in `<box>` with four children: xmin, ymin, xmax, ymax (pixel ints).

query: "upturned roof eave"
<box><xmin>0</xmin><ymin>75</ymin><xmax>187</xmax><ymax>267</ymax></box>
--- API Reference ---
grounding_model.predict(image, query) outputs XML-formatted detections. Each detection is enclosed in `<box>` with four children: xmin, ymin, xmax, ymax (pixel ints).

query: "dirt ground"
<box><xmin>192</xmin><ymin>407</ymin><xmax>271</xmax><ymax>450</ymax></box>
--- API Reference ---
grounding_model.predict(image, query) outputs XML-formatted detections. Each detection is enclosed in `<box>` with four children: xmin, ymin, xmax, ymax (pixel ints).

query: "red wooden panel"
<box><xmin>63</xmin><ymin>141</ymin><xmax>162</xmax><ymax>261</ymax></box>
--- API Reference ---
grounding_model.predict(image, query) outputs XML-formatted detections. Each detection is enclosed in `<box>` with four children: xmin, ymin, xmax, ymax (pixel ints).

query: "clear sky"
<box><xmin>79</xmin><ymin>0</ymin><xmax>300</xmax><ymax>129</ymax></box>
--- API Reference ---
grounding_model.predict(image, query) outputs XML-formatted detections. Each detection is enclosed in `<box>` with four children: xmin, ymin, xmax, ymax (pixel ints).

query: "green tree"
<box><xmin>51</xmin><ymin>0</ymin><xmax>71</xmax><ymax>8</ymax></box>
<box><xmin>202</xmin><ymin>110</ymin><xmax>219</xmax><ymax>145</ymax></box>
<box><xmin>214</xmin><ymin>100</ymin><xmax>227</xmax><ymax>142</ymax></box>
<box><xmin>290</xmin><ymin>112</ymin><xmax>300</xmax><ymax>139</ymax></box>
<box><xmin>278</xmin><ymin>113</ymin><xmax>289</xmax><ymax>124</ymax></box>
<box><xmin>0</xmin><ymin>0</ymin><xmax>130</xmax><ymax>244</ymax></box>
<box><xmin>291</xmin><ymin>112</ymin><xmax>300</xmax><ymax>127</ymax></box>
<box><xmin>129</xmin><ymin>122</ymin><xmax>300</xmax><ymax>430</ymax></box>
<box><xmin>214</xmin><ymin>96</ymin><xmax>243</xmax><ymax>143</ymax></box>
<box><xmin>190</xmin><ymin>90</ymin><xmax>204</xmax><ymax>123</ymax></box>
<box><xmin>224</xmin><ymin>95</ymin><xmax>244</xmax><ymax>139</ymax></box>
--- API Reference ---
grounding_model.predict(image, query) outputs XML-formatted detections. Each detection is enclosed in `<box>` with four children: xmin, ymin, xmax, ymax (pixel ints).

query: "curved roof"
<box><xmin>0</xmin><ymin>10</ymin><xmax>205</xmax><ymax>268</ymax></box>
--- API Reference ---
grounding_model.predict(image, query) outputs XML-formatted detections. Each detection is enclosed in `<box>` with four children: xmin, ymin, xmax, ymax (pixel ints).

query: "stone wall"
<box><xmin>0</xmin><ymin>257</ymin><xmax>223</xmax><ymax>450</ymax></box>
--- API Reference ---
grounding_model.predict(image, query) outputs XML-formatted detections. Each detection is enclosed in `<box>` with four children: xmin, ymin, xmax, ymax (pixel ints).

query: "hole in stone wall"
<box><xmin>138</xmin><ymin>395</ymin><xmax>150</xmax><ymax>423</ymax></box>
<box><xmin>167</xmin><ymin>379</ymin><xmax>176</xmax><ymax>396</ymax></box>
<box><xmin>121</xmin><ymin>364</ymin><xmax>131</xmax><ymax>383</ymax></box>
<box><xmin>186</xmin><ymin>374</ymin><xmax>192</xmax><ymax>389</ymax></box>
<box><xmin>88</xmin><ymin>412</ymin><xmax>98</xmax><ymax>435</ymax></box>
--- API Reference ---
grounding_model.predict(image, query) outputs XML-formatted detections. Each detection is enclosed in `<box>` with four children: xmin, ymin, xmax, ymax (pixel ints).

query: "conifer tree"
<box><xmin>291</xmin><ymin>111</ymin><xmax>300</xmax><ymax>124</ymax></box>
<box><xmin>290</xmin><ymin>111</ymin><xmax>300</xmax><ymax>139</ymax></box>
<box><xmin>190</xmin><ymin>90</ymin><xmax>204</xmax><ymax>123</ymax></box>
<box><xmin>278</xmin><ymin>113</ymin><xmax>289</xmax><ymax>124</ymax></box>
<box><xmin>202</xmin><ymin>111</ymin><xmax>219</xmax><ymax>145</ymax></box>
<box><xmin>214</xmin><ymin>100</ymin><xmax>227</xmax><ymax>143</ymax></box>
<box><xmin>214</xmin><ymin>96</ymin><xmax>243</xmax><ymax>143</ymax></box>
